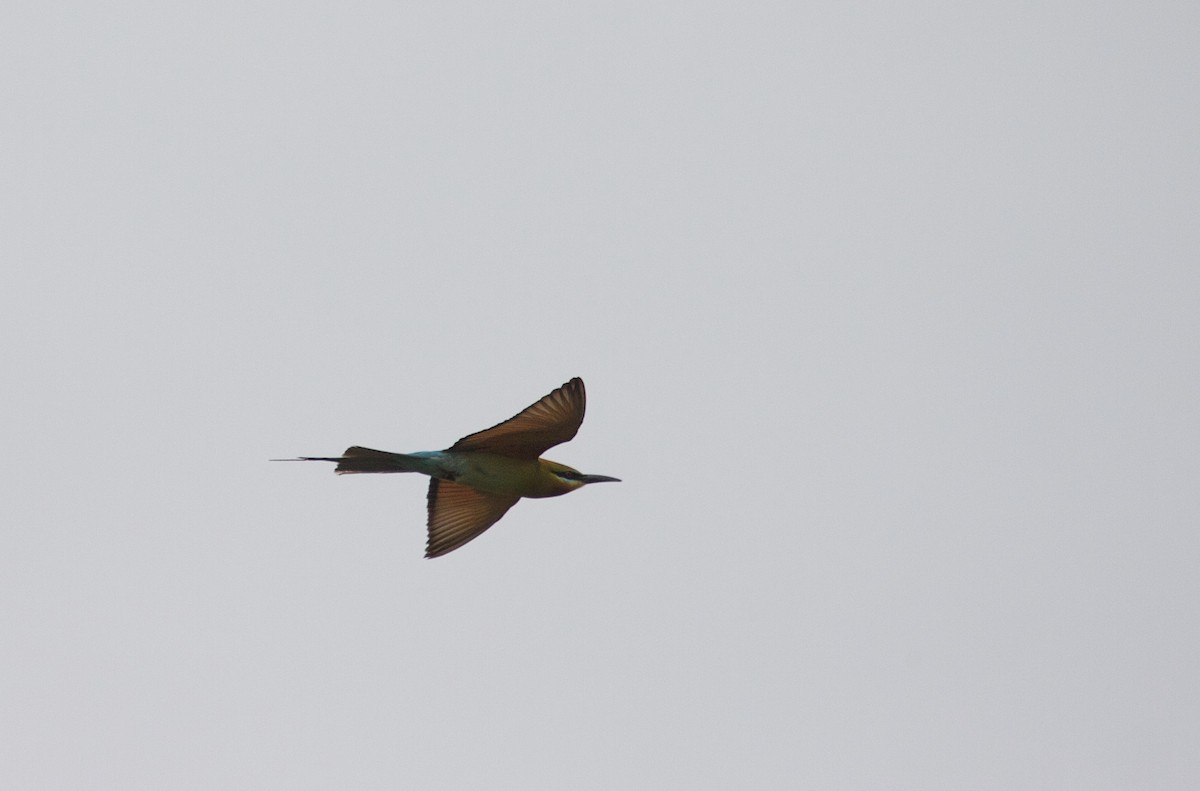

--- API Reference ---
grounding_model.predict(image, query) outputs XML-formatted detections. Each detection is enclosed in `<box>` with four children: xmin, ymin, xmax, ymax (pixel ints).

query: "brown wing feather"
<box><xmin>425</xmin><ymin>479</ymin><xmax>519</xmax><ymax>558</ymax></box>
<box><xmin>447</xmin><ymin>377</ymin><xmax>586</xmax><ymax>458</ymax></box>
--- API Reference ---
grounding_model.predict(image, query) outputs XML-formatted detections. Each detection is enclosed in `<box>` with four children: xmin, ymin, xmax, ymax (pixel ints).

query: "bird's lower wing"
<box><xmin>425</xmin><ymin>480</ymin><xmax>519</xmax><ymax>558</ymax></box>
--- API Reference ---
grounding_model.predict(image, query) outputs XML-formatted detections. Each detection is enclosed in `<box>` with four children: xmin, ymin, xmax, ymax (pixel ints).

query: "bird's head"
<box><xmin>540</xmin><ymin>459</ymin><xmax>621</xmax><ymax>494</ymax></box>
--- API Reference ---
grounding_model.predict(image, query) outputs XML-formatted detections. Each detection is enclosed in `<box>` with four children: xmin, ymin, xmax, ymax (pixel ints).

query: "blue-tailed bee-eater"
<box><xmin>279</xmin><ymin>377</ymin><xmax>619</xmax><ymax>557</ymax></box>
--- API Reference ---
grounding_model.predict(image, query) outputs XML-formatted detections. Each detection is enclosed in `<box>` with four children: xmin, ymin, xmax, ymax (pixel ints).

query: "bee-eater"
<box><xmin>280</xmin><ymin>377</ymin><xmax>619</xmax><ymax>558</ymax></box>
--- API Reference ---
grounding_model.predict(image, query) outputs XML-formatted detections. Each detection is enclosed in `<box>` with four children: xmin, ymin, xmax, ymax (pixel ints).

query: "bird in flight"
<box><xmin>278</xmin><ymin>377</ymin><xmax>619</xmax><ymax>557</ymax></box>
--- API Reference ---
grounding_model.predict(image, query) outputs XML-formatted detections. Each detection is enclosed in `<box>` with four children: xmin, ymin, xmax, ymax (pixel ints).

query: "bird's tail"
<box><xmin>288</xmin><ymin>446</ymin><xmax>435</xmax><ymax>475</ymax></box>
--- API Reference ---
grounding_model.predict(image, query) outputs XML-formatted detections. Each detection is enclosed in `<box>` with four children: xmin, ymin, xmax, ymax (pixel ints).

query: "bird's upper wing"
<box><xmin>446</xmin><ymin>377</ymin><xmax>586</xmax><ymax>459</ymax></box>
<box><xmin>425</xmin><ymin>479</ymin><xmax>520</xmax><ymax>558</ymax></box>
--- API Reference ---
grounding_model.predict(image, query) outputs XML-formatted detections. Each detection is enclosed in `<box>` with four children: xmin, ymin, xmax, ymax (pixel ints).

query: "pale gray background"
<box><xmin>2</xmin><ymin>2</ymin><xmax>1197</xmax><ymax>789</ymax></box>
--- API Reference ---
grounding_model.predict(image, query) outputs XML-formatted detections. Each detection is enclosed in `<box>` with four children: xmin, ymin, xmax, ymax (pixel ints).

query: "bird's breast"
<box><xmin>445</xmin><ymin>453</ymin><xmax>551</xmax><ymax>498</ymax></box>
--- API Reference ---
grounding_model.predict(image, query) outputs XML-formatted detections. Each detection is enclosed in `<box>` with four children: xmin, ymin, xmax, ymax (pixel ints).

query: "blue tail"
<box><xmin>297</xmin><ymin>446</ymin><xmax>437</xmax><ymax>475</ymax></box>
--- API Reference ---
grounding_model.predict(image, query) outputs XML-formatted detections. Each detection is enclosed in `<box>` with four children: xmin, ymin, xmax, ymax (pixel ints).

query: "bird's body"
<box><xmin>327</xmin><ymin>449</ymin><xmax>581</xmax><ymax>499</ymax></box>
<box><xmin>279</xmin><ymin>378</ymin><xmax>618</xmax><ymax>557</ymax></box>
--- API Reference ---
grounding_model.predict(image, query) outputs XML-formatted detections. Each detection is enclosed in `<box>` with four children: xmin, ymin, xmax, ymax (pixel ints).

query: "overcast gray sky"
<box><xmin>3</xmin><ymin>2</ymin><xmax>1198</xmax><ymax>789</ymax></box>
